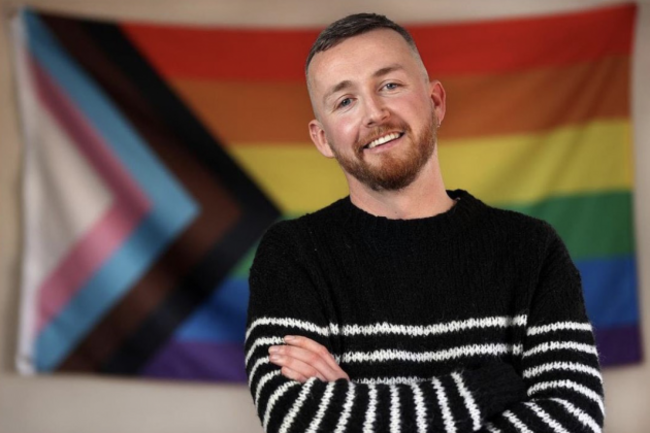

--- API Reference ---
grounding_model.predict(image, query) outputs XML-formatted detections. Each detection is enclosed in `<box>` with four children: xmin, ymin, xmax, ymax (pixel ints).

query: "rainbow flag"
<box><xmin>14</xmin><ymin>4</ymin><xmax>639</xmax><ymax>382</ymax></box>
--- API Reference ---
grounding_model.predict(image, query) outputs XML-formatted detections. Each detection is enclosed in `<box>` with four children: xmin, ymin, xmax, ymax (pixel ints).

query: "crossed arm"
<box><xmin>265</xmin><ymin>324</ymin><xmax>603</xmax><ymax>433</ymax></box>
<box><xmin>247</xmin><ymin>323</ymin><xmax>526</xmax><ymax>433</ymax></box>
<box><xmin>246</xmin><ymin>226</ymin><xmax>527</xmax><ymax>432</ymax></box>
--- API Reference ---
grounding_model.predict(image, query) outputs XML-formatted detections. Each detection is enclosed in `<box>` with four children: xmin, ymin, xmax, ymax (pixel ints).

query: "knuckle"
<box><xmin>316</xmin><ymin>346</ymin><xmax>329</xmax><ymax>357</ymax></box>
<box><xmin>307</xmin><ymin>353</ymin><xmax>320</xmax><ymax>364</ymax></box>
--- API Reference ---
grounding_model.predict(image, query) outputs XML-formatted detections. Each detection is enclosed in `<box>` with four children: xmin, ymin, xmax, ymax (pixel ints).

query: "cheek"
<box><xmin>325</xmin><ymin>118</ymin><xmax>358</xmax><ymax>145</ymax></box>
<box><xmin>398</xmin><ymin>96</ymin><xmax>432</xmax><ymax>126</ymax></box>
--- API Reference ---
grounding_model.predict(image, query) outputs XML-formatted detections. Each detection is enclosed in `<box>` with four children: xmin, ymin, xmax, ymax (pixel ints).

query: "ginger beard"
<box><xmin>329</xmin><ymin>117</ymin><xmax>438</xmax><ymax>192</ymax></box>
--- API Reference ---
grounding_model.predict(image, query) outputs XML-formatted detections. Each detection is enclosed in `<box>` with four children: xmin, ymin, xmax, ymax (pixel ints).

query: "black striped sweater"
<box><xmin>245</xmin><ymin>189</ymin><xmax>604</xmax><ymax>433</ymax></box>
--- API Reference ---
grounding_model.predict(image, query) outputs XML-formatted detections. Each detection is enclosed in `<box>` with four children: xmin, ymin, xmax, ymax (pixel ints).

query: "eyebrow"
<box><xmin>323</xmin><ymin>80</ymin><xmax>353</xmax><ymax>105</ymax></box>
<box><xmin>322</xmin><ymin>63</ymin><xmax>405</xmax><ymax>105</ymax></box>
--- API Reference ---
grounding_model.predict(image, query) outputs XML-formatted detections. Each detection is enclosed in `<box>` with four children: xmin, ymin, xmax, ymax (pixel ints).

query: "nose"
<box><xmin>362</xmin><ymin>94</ymin><xmax>389</xmax><ymax>127</ymax></box>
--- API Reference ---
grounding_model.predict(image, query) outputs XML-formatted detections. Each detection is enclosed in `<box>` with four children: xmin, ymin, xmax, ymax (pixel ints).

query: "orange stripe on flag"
<box><xmin>169</xmin><ymin>80</ymin><xmax>312</xmax><ymax>143</ymax></box>
<box><xmin>442</xmin><ymin>55</ymin><xmax>629</xmax><ymax>140</ymax></box>
<box><xmin>169</xmin><ymin>55</ymin><xmax>629</xmax><ymax>144</ymax></box>
<box><xmin>122</xmin><ymin>4</ymin><xmax>634</xmax><ymax>81</ymax></box>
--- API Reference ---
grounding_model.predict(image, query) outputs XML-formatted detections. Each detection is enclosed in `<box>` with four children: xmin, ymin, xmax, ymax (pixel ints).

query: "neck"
<box><xmin>347</xmin><ymin>150</ymin><xmax>455</xmax><ymax>220</ymax></box>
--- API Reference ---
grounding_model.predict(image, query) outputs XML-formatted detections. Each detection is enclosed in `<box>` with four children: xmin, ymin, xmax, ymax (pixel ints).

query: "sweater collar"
<box><xmin>339</xmin><ymin>189</ymin><xmax>485</xmax><ymax>242</ymax></box>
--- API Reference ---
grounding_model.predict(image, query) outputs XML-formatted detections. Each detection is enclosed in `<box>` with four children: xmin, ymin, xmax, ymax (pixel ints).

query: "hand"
<box><xmin>268</xmin><ymin>335</ymin><xmax>350</xmax><ymax>383</ymax></box>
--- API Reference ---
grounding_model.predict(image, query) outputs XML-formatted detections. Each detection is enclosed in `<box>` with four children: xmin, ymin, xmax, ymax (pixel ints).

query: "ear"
<box><xmin>429</xmin><ymin>80</ymin><xmax>447</xmax><ymax>125</ymax></box>
<box><xmin>309</xmin><ymin>119</ymin><xmax>336</xmax><ymax>158</ymax></box>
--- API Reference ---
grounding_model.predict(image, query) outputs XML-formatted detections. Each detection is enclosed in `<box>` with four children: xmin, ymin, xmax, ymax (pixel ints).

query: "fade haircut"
<box><xmin>305</xmin><ymin>13</ymin><xmax>421</xmax><ymax>75</ymax></box>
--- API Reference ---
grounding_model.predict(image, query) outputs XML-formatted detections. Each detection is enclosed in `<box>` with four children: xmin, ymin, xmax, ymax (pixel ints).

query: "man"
<box><xmin>245</xmin><ymin>13</ymin><xmax>604</xmax><ymax>433</ymax></box>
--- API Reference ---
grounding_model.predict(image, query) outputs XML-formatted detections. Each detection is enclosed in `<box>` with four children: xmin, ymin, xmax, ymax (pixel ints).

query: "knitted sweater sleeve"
<box><xmin>246</xmin><ymin>222</ymin><xmax>526</xmax><ymax>433</ymax></box>
<box><xmin>477</xmin><ymin>226</ymin><xmax>605</xmax><ymax>433</ymax></box>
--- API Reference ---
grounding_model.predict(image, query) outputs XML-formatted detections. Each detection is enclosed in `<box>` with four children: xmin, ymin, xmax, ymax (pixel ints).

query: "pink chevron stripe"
<box><xmin>29</xmin><ymin>55</ymin><xmax>151</xmax><ymax>334</ymax></box>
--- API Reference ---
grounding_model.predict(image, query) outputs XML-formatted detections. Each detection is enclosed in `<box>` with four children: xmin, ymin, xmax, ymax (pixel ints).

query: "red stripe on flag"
<box><xmin>122</xmin><ymin>4</ymin><xmax>634</xmax><ymax>81</ymax></box>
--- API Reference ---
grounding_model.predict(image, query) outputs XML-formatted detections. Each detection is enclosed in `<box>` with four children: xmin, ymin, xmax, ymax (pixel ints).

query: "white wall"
<box><xmin>1</xmin><ymin>1</ymin><xmax>648</xmax><ymax>432</ymax></box>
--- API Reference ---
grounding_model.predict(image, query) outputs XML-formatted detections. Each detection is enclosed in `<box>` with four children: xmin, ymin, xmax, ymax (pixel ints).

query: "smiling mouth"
<box><xmin>363</xmin><ymin>132</ymin><xmax>404</xmax><ymax>150</ymax></box>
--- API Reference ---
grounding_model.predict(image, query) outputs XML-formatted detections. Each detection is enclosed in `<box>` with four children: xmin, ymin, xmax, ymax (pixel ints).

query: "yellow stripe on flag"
<box><xmin>225</xmin><ymin>119</ymin><xmax>632</xmax><ymax>213</ymax></box>
<box><xmin>227</xmin><ymin>147</ymin><xmax>349</xmax><ymax>213</ymax></box>
<box><xmin>441</xmin><ymin>118</ymin><xmax>632</xmax><ymax>205</ymax></box>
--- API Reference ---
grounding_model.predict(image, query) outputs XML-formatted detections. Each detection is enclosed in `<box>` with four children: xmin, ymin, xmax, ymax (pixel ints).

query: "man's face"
<box><xmin>307</xmin><ymin>29</ymin><xmax>446</xmax><ymax>191</ymax></box>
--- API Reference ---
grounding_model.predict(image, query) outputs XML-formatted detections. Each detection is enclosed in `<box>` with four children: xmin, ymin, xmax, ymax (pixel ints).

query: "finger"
<box><xmin>284</xmin><ymin>335</ymin><xmax>342</xmax><ymax>372</ymax></box>
<box><xmin>274</xmin><ymin>344</ymin><xmax>338</xmax><ymax>380</ymax></box>
<box><xmin>280</xmin><ymin>366</ymin><xmax>308</xmax><ymax>383</ymax></box>
<box><xmin>270</xmin><ymin>354</ymin><xmax>327</xmax><ymax>381</ymax></box>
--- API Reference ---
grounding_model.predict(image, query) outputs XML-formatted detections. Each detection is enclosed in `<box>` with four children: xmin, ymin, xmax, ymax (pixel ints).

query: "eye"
<box><xmin>337</xmin><ymin>98</ymin><xmax>352</xmax><ymax>109</ymax></box>
<box><xmin>384</xmin><ymin>82</ymin><xmax>400</xmax><ymax>90</ymax></box>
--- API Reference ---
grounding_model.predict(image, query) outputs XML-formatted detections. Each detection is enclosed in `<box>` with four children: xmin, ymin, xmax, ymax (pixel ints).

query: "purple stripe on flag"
<box><xmin>29</xmin><ymin>55</ymin><xmax>151</xmax><ymax>334</ymax></box>
<box><xmin>595</xmin><ymin>324</ymin><xmax>643</xmax><ymax>367</ymax></box>
<box><xmin>140</xmin><ymin>340</ymin><xmax>246</xmax><ymax>382</ymax></box>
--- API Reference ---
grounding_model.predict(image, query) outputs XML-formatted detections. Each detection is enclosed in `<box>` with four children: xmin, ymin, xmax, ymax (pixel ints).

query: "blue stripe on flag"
<box><xmin>576</xmin><ymin>255</ymin><xmax>639</xmax><ymax>328</ymax></box>
<box><xmin>175</xmin><ymin>278</ymin><xmax>249</xmax><ymax>344</ymax></box>
<box><xmin>25</xmin><ymin>11</ymin><xmax>199</xmax><ymax>371</ymax></box>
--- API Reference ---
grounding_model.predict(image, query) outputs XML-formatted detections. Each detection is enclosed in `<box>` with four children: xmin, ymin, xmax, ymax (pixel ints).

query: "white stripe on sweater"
<box><xmin>504</xmin><ymin>410</ymin><xmax>533</xmax><ymax>433</ymax></box>
<box><xmin>246</xmin><ymin>315</ymin><xmax>527</xmax><ymax>341</ymax></box>
<box><xmin>246</xmin><ymin>317</ymin><xmax>334</xmax><ymax>342</ymax></box>
<box><xmin>343</xmin><ymin>315</ymin><xmax>528</xmax><ymax>337</ymax></box>
<box><xmin>525</xmin><ymin>402</ymin><xmax>570</xmax><ymax>433</ymax></box>
<box><xmin>246</xmin><ymin>336</ymin><xmax>284</xmax><ymax>366</ymax></box>
<box><xmin>433</xmin><ymin>378</ymin><xmax>456</xmax><ymax>433</ymax></box>
<box><xmin>390</xmin><ymin>385</ymin><xmax>401</xmax><ymax>433</ymax></box>
<box><xmin>334</xmin><ymin>383</ymin><xmax>356</xmax><ymax>433</ymax></box>
<box><xmin>363</xmin><ymin>384</ymin><xmax>378</xmax><ymax>433</ymax></box>
<box><xmin>356</xmin><ymin>376</ymin><xmax>426</xmax><ymax>385</ymax></box>
<box><xmin>528</xmin><ymin>322</ymin><xmax>593</xmax><ymax>336</ymax></box>
<box><xmin>410</xmin><ymin>383</ymin><xmax>428</xmax><ymax>433</ymax></box>
<box><xmin>550</xmin><ymin>398</ymin><xmax>601</xmax><ymax>433</ymax></box>
<box><xmin>343</xmin><ymin>343</ymin><xmax>521</xmax><ymax>364</ymax></box>
<box><xmin>452</xmin><ymin>372</ymin><xmax>481</xmax><ymax>431</ymax></box>
<box><xmin>263</xmin><ymin>381</ymin><xmax>299</xmax><ymax>431</ymax></box>
<box><xmin>306</xmin><ymin>382</ymin><xmax>336</xmax><ymax>433</ymax></box>
<box><xmin>529</xmin><ymin>380</ymin><xmax>604</xmax><ymax>414</ymax></box>
<box><xmin>248</xmin><ymin>356</ymin><xmax>270</xmax><ymax>387</ymax></box>
<box><xmin>523</xmin><ymin>341</ymin><xmax>598</xmax><ymax>358</ymax></box>
<box><xmin>485</xmin><ymin>422</ymin><xmax>502</xmax><ymax>433</ymax></box>
<box><xmin>255</xmin><ymin>370</ymin><xmax>280</xmax><ymax>405</ymax></box>
<box><xmin>278</xmin><ymin>378</ymin><xmax>317</xmax><ymax>433</ymax></box>
<box><xmin>523</xmin><ymin>362</ymin><xmax>602</xmax><ymax>382</ymax></box>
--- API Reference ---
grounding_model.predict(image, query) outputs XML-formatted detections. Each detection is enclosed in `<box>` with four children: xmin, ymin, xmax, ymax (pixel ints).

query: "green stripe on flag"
<box><xmin>499</xmin><ymin>190</ymin><xmax>634</xmax><ymax>261</ymax></box>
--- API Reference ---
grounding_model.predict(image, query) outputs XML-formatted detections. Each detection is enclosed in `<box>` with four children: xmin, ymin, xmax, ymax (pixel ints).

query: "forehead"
<box><xmin>308</xmin><ymin>29</ymin><xmax>419</xmax><ymax>93</ymax></box>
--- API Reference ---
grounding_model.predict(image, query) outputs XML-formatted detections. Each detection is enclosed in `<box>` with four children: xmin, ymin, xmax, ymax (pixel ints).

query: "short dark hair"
<box><xmin>305</xmin><ymin>13</ymin><xmax>418</xmax><ymax>74</ymax></box>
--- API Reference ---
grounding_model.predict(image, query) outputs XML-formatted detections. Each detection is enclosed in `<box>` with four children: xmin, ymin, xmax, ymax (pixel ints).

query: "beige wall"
<box><xmin>1</xmin><ymin>1</ymin><xmax>649</xmax><ymax>432</ymax></box>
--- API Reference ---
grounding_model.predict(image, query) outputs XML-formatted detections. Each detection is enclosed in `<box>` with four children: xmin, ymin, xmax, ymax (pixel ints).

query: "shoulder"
<box><xmin>454</xmin><ymin>190</ymin><xmax>553</xmax><ymax>239</ymax></box>
<box><xmin>487</xmin><ymin>205</ymin><xmax>555</xmax><ymax>238</ymax></box>
<box><xmin>294</xmin><ymin>196</ymin><xmax>351</xmax><ymax>227</ymax></box>
<box><xmin>469</xmin><ymin>195</ymin><xmax>561</xmax><ymax>258</ymax></box>
<box><xmin>474</xmin><ymin>200</ymin><xmax>579</xmax><ymax>292</ymax></box>
<box><xmin>252</xmin><ymin>197</ymin><xmax>350</xmax><ymax>262</ymax></box>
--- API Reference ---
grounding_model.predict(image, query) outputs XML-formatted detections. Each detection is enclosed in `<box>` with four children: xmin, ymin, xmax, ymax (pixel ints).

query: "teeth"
<box><xmin>367</xmin><ymin>133</ymin><xmax>401</xmax><ymax>149</ymax></box>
